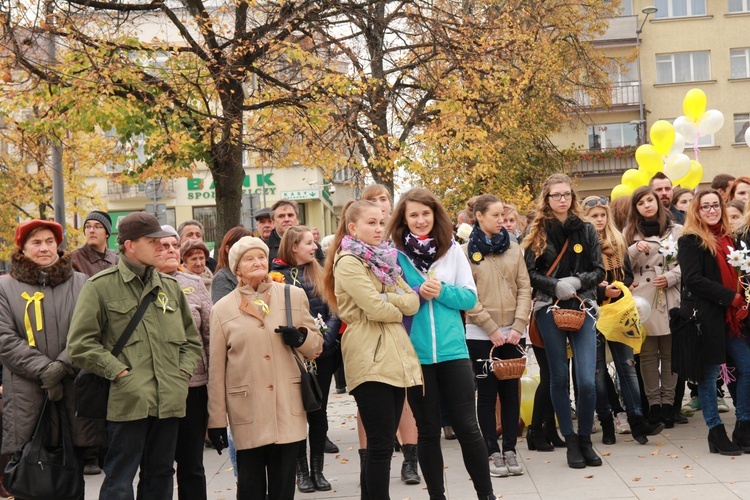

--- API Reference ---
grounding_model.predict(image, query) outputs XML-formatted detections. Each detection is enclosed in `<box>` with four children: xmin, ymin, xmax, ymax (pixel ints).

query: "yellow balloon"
<box><xmin>611</xmin><ymin>183</ymin><xmax>634</xmax><ymax>200</ymax></box>
<box><xmin>519</xmin><ymin>374</ymin><xmax>539</xmax><ymax>425</ymax></box>
<box><xmin>674</xmin><ymin>160</ymin><xmax>703</xmax><ymax>190</ymax></box>
<box><xmin>635</xmin><ymin>144</ymin><xmax>664</xmax><ymax>176</ymax></box>
<box><xmin>683</xmin><ymin>88</ymin><xmax>707</xmax><ymax>122</ymax></box>
<box><xmin>621</xmin><ymin>169</ymin><xmax>650</xmax><ymax>190</ymax></box>
<box><xmin>649</xmin><ymin>120</ymin><xmax>676</xmax><ymax>156</ymax></box>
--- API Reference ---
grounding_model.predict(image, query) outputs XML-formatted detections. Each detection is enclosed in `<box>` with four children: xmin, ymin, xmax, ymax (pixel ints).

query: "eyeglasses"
<box><xmin>548</xmin><ymin>192</ymin><xmax>572</xmax><ymax>201</ymax></box>
<box><xmin>84</xmin><ymin>224</ymin><xmax>105</xmax><ymax>231</ymax></box>
<box><xmin>163</xmin><ymin>242</ymin><xmax>181</xmax><ymax>251</ymax></box>
<box><xmin>583</xmin><ymin>197</ymin><xmax>608</xmax><ymax>208</ymax></box>
<box><xmin>699</xmin><ymin>203</ymin><xmax>721</xmax><ymax>213</ymax></box>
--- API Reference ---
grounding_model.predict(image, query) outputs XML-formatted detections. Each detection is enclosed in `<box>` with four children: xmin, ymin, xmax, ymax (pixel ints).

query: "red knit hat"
<box><xmin>14</xmin><ymin>220</ymin><xmax>64</xmax><ymax>249</ymax></box>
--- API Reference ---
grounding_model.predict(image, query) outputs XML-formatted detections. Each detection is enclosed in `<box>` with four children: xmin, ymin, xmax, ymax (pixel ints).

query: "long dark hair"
<box><xmin>386</xmin><ymin>188</ymin><xmax>454</xmax><ymax>262</ymax></box>
<box><xmin>624</xmin><ymin>186</ymin><xmax>671</xmax><ymax>245</ymax></box>
<box><xmin>522</xmin><ymin>173</ymin><xmax>583</xmax><ymax>257</ymax></box>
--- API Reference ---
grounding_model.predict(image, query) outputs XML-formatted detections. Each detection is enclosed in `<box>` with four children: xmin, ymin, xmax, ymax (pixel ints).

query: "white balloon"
<box><xmin>668</xmin><ymin>132</ymin><xmax>685</xmax><ymax>158</ymax></box>
<box><xmin>634</xmin><ymin>295</ymin><xmax>652</xmax><ymax>323</ymax></box>
<box><xmin>697</xmin><ymin>109</ymin><xmax>724</xmax><ymax>136</ymax></box>
<box><xmin>745</xmin><ymin>127</ymin><xmax>750</xmax><ymax>147</ymax></box>
<box><xmin>664</xmin><ymin>154</ymin><xmax>691</xmax><ymax>181</ymax></box>
<box><xmin>673</xmin><ymin>116</ymin><xmax>699</xmax><ymax>145</ymax></box>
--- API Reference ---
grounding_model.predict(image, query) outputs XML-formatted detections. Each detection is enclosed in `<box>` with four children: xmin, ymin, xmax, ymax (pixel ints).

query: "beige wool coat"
<box><xmin>627</xmin><ymin>224</ymin><xmax>682</xmax><ymax>336</ymax></box>
<box><xmin>208</xmin><ymin>279</ymin><xmax>323</xmax><ymax>451</ymax></box>
<box><xmin>333</xmin><ymin>252</ymin><xmax>422</xmax><ymax>393</ymax></box>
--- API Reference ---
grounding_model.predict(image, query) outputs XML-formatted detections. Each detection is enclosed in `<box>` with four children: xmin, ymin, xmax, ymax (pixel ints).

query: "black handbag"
<box><xmin>4</xmin><ymin>397</ymin><xmax>83</xmax><ymax>500</ymax></box>
<box><xmin>670</xmin><ymin>307</ymin><xmax>706</xmax><ymax>382</ymax></box>
<box><xmin>74</xmin><ymin>288</ymin><xmax>158</xmax><ymax>419</ymax></box>
<box><xmin>285</xmin><ymin>284</ymin><xmax>323</xmax><ymax>412</ymax></box>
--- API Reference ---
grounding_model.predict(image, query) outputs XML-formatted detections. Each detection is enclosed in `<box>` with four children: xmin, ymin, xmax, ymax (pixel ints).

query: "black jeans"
<box><xmin>299</xmin><ymin>352</ymin><xmax>340</xmax><ymax>459</ymax></box>
<box><xmin>407</xmin><ymin>359</ymin><xmax>493</xmax><ymax>500</ymax></box>
<box><xmin>176</xmin><ymin>385</ymin><xmax>208</xmax><ymax>500</ymax></box>
<box><xmin>531</xmin><ymin>345</ymin><xmax>555</xmax><ymax>428</ymax></box>
<box><xmin>236</xmin><ymin>441</ymin><xmax>300</xmax><ymax>500</ymax></box>
<box><xmin>100</xmin><ymin>417</ymin><xmax>179</xmax><ymax>500</ymax></box>
<box><xmin>468</xmin><ymin>340</ymin><xmax>521</xmax><ymax>454</ymax></box>
<box><xmin>351</xmin><ymin>382</ymin><xmax>406</xmax><ymax>500</ymax></box>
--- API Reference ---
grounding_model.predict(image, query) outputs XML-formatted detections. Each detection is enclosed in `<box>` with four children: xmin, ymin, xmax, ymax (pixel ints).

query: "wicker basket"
<box><xmin>552</xmin><ymin>296</ymin><xmax>587</xmax><ymax>332</ymax></box>
<box><xmin>489</xmin><ymin>345</ymin><xmax>526</xmax><ymax>380</ymax></box>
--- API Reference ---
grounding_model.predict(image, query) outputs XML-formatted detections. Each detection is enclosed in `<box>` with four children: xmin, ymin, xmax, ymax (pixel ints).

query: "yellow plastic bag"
<box><xmin>596</xmin><ymin>281</ymin><xmax>645</xmax><ymax>354</ymax></box>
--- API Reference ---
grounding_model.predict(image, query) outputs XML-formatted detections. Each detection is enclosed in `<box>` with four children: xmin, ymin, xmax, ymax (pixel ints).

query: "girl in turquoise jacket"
<box><xmin>388</xmin><ymin>188</ymin><xmax>496</xmax><ymax>500</ymax></box>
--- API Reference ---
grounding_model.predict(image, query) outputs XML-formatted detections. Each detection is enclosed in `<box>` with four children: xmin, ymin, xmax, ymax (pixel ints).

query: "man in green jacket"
<box><xmin>68</xmin><ymin>212</ymin><xmax>202</xmax><ymax>500</ymax></box>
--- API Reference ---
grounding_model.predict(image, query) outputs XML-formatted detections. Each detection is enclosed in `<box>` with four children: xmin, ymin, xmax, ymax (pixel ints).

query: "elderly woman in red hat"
<box><xmin>0</xmin><ymin>219</ymin><xmax>105</xmax><ymax>496</ymax></box>
<box><xmin>181</xmin><ymin>239</ymin><xmax>213</xmax><ymax>294</ymax></box>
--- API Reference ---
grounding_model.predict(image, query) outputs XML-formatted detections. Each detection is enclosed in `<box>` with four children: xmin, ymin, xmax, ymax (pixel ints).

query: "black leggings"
<box><xmin>407</xmin><ymin>359</ymin><xmax>493</xmax><ymax>500</ymax></box>
<box><xmin>298</xmin><ymin>352</ymin><xmax>341</xmax><ymax>459</ymax></box>
<box><xmin>351</xmin><ymin>382</ymin><xmax>405</xmax><ymax>500</ymax></box>
<box><xmin>531</xmin><ymin>345</ymin><xmax>556</xmax><ymax>428</ymax></box>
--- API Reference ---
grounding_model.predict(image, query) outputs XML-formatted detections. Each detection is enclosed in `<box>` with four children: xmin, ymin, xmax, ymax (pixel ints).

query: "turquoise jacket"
<box><xmin>398</xmin><ymin>242</ymin><xmax>477</xmax><ymax>365</ymax></box>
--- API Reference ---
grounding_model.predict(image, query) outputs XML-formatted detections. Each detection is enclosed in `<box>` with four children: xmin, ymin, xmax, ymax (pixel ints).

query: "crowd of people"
<box><xmin>0</xmin><ymin>171</ymin><xmax>748</xmax><ymax>499</ymax></box>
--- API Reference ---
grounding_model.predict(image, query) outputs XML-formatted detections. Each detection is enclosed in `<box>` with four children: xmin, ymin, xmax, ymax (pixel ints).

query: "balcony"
<box><xmin>107</xmin><ymin>178</ymin><xmax>175</xmax><ymax>201</ymax></box>
<box><xmin>593</xmin><ymin>15</ymin><xmax>637</xmax><ymax>46</ymax></box>
<box><xmin>566</xmin><ymin>147</ymin><xmax>636</xmax><ymax>176</ymax></box>
<box><xmin>573</xmin><ymin>82</ymin><xmax>640</xmax><ymax>109</ymax></box>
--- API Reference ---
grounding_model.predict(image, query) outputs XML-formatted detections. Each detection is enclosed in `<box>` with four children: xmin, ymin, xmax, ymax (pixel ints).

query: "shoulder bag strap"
<box><xmin>111</xmin><ymin>288</ymin><xmax>159</xmax><ymax>357</ymax></box>
<box><xmin>285</xmin><ymin>284</ymin><xmax>306</xmax><ymax>368</ymax></box>
<box><xmin>547</xmin><ymin>239</ymin><xmax>570</xmax><ymax>278</ymax></box>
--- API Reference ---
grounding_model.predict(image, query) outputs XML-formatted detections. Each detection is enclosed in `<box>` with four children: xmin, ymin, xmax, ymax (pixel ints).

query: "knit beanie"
<box><xmin>85</xmin><ymin>211</ymin><xmax>113</xmax><ymax>236</ymax></box>
<box><xmin>228</xmin><ymin>236</ymin><xmax>269</xmax><ymax>276</ymax></box>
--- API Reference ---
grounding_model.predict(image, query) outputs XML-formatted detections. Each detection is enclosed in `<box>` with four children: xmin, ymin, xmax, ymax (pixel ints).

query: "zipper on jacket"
<box><xmin>429</xmin><ymin>300</ymin><xmax>437</xmax><ymax>364</ymax></box>
<box><xmin>373</xmin><ymin>334</ymin><xmax>383</xmax><ymax>362</ymax></box>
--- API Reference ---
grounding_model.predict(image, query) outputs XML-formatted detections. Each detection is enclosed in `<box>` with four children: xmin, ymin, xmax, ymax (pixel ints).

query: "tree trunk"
<box><xmin>211</xmin><ymin>143</ymin><xmax>245</xmax><ymax>244</ymax></box>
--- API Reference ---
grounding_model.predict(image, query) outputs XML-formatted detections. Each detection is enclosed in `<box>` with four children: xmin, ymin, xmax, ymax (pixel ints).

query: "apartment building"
<box><xmin>552</xmin><ymin>0</ymin><xmax>750</xmax><ymax>197</ymax></box>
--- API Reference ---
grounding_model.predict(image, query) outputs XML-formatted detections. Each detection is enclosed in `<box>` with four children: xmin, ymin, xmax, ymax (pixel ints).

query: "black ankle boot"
<box><xmin>564</xmin><ymin>434</ymin><xmax>586</xmax><ymax>469</ymax></box>
<box><xmin>309</xmin><ymin>455</ymin><xmax>331</xmax><ymax>491</ymax></box>
<box><xmin>628</xmin><ymin>414</ymin><xmax>665</xmax><ymax>445</ymax></box>
<box><xmin>400</xmin><ymin>444</ymin><xmax>421</xmax><ymax>484</ymax></box>
<box><xmin>661</xmin><ymin>404</ymin><xmax>674</xmax><ymax>429</ymax></box>
<box><xmin>526</xmin><ymin>425</ymin><xmax>554</xmax><ymax>451</ymax></box>
<box><xmin>600</xmin><ymin>414</ymin><xmax>616</xmax><ymax>445</ymax></box>
<box><xmin>648</xmin><ymin>404</ymin><xmax>661</xmax><ymax>426</ymax></box>
<box><xmin>543</xmin><ymin>420</ymin><xmax>566</xmax><ymax>448</ymax></box>
<box><xmin>708</xmin><ymin>424</ymin><xmax>742</xmax><ymax>455</ymax></box>
<box><xmin>578</xmin><ymin>434</ymin><xmax>602</xmax><ymax>466</ymax></box>
<box><xmin>358</xmin><ymin>448</ymin><xmax>368</xmax><ymax>499</ymax></box>
<box><xmin>732</xmin><ymin>421</ymin><xmax>750</xmax><ymax>452</ymax></box>
<box><xmin>296</xmin><ymin>456</ymin><xmax>315</xmax><ymax>493</ymax></box>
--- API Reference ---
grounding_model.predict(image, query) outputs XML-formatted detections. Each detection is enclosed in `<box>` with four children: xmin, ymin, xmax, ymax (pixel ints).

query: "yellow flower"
<box><xmin>268</xmin><ymin>271</ymin><xmax>285</xmax><ymax>283</ymax></box>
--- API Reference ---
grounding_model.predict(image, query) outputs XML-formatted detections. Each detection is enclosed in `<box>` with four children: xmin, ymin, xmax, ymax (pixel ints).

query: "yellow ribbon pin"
<box><xmin>254</xmin><ymin>299</ymin><xmax>270</xmax><ymax>315</ymax></box>
<box><xmin>157</xmin><ymin>292</ymin><xmax>170</xmax><ymax>314</ymax></box>
<box><xmin>21</xmin><ymin>291</ymin><xmax>44</xmax><ymax>348</ymax></box>
<box><xmin>182</xmin><ymin>286</ymin><xmax>195</xmax><ymax>296</ymax></box>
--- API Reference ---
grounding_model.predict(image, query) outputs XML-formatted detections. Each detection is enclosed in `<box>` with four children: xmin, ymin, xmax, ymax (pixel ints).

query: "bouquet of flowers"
<box><xmin>727</xmin><ymin>241</ymin><xmax>750</xmax><ymax>303</ymax></box>
<box><xmin>314</xmin><ymin>313</ymin><xmax>329</xmax><ymax>334</ymax></box>
<box><xmin>456</xmin><ymin>223</ymin><xmax>472</xmax><ymax>242</ymax></box>
<box><xmin>653</xmin><ymin>235</ymin><xmax>679</xmax><ymax>308</ymax></box>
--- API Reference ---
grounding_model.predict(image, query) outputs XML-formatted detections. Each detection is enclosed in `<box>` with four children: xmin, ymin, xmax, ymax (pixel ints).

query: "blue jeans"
<box><xmin>100</xmin><ymin>417</ymin><xmax>179</xmax><ymax>500</ymax></box>
<box><xmin>595</xmin><ymin>333</ymin><xmax>643</xmax><ymax>418</ymax></box>
<box><xmin>699</xmin><ymin>336</ymin><xmax>750</xmax><ymax>429</ymax></box>
<box><xmin>536</xmin><ymin>301</ymin><xmax>597</xmax><ymax>436</ymax></box>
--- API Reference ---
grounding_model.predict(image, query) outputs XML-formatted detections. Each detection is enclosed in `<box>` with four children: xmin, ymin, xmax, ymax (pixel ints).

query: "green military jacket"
<box><xmin>67</xmin><ymin>259</ymin><xmax>202</xmax><ymax>422</ymax></box>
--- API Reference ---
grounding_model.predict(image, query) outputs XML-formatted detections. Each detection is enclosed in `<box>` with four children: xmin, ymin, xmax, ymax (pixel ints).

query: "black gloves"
<box><xmin>40</xmin><ymin>361</ymin><xmax>73</xmax><ymax>402</ymax></box>
<box><xmin>207</xmin><ymin>428</ymin><xmax>228</xmax><ymax>455</ymax></box>
<box><xmin>275</xmin><ymin>326</ymin><xmax>306</xmax><ymax>348</ymax></box>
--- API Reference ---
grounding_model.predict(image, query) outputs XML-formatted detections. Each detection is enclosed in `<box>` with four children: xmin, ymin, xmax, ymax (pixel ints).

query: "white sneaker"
<box><xmin>591</xmin><ymin>419</ymin><xmax>600</xmax><ymax>434</ymax></box>
<box><xmin>489</xmin><ymin>452</ymin><xmax>508</xmax><ymax>477</ymax></box>
<box><xmin>615</xmin><ymin>412</ymin><xmax>631</xmax><ymax>434</ymax></box>
<box><xmin>503</xmin><ymin>450</ymin><xmax>524</xmax><ymax>475</ymax></box>
<box><xmin>718</xmin><ymin>397</ymin><xmax>730</xmax><ymax>413</ymax></box>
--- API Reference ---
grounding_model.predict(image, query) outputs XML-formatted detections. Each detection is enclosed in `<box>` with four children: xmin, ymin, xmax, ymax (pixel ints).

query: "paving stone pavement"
<box><xmin>81</xmin><ymin>391</ymin><xmax>750</xmax><ymax>500</ymax></box>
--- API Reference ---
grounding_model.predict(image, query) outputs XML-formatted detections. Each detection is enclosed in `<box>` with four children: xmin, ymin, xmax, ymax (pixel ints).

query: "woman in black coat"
<box><xmin>677</xmin><ymin>190</ymin><xmax>750</xmax><ymax>456</ymax></box>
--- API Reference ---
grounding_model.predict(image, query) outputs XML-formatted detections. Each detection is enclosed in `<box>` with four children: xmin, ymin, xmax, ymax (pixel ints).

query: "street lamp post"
<box><xmin>636</xmin><ymin>5</ymin><xmax>658</xmax><ymax>145</ymax></box>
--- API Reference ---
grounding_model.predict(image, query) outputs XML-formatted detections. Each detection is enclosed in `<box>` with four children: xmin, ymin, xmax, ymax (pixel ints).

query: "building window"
<box><xmin>731</xmin><ymin>48</ymin><xmax>750</xmax><ymax>79</ymax></box>
<box><xmin>587</xmin><ymin>123</ymin><xmax>639</xmax><ymax>150</ymax></box>
<box><xmin>193</xmin><ymin>206</ymin><xmax>219</xmax><ymax>246</ymax></box>
<box><xmin>734</xmin><ymin>113</ymin><xmax>750</xmax><ymax>143</ymax></box>
<box><xmin>656</xmin><ymin>51</ymin><xmax>710</xmax><ymax>84</ymax></box>
<box><xmin>654</xmin><ymin>0</ymin><xmax>706</xmax><ymax>18</ymax></box>
<box><xmin>610</xmin><ymin>0</ymin><xmax>633</xmax><ymax>15</ymax></box>
<box><xmin>729</xmin><ymin>0</ymin><xmax>750</xmax><ymax>13</ymax></box>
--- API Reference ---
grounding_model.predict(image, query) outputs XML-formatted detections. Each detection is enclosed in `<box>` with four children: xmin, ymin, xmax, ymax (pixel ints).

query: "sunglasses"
<box><xmin>583</xmin><ymin>197</ymin><xmax>608</xmax><ymax>208</ymax></box>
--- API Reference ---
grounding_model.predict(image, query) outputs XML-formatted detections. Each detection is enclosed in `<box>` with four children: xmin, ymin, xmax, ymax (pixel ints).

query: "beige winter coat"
<box><xmin>627</xmin><ymin>224</ymin><xmax>682</xmax><ymax>336</ymax></box>
<box><xmin>207</xmin><ymin>279</ymin><xmax>323</xmax><ymax>450</ymax></box>
<box><xmin>462</xmin><ymin>242</ymin><xmax>532</xmax><ymax>335</ymax></box>
<box><xmin>333</xmin><ymin>252</ymin><xmax>422</xmax><ymax>393</ymax></box>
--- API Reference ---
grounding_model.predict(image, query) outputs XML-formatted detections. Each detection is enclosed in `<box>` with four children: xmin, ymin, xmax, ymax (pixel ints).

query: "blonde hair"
<box><xmin>522</xmin><ymin>173</ymin><xmax>583</xmax><ymax>257</ymax></box>
<box><xmin>682</xmin><ymin>189</ymin><xmax>729</xmax><ymax>256</ymax></box>
<box><xmin>582</xmin><ymin>197</ymin><xmax>628</xmax><ymax>281</ymax></box>
<box><xmin>322</xmin><ymin>200</ymin><xmax>381</xmax><ymax>312</ymax></box>
<box><xmin>278</xmin><ymin>225</ymin><xmax>323</xmax><ymax>297</ymax></box>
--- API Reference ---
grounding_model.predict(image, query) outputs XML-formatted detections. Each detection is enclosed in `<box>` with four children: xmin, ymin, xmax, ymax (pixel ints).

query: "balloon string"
<box><xmin>693</xmin><ymin>131</ymin><xmax>700</xmax><ymax>161</ymax></box>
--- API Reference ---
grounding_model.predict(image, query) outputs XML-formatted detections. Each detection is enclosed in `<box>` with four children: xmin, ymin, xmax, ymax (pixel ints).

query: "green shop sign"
<box><xmin>187</xmin><ymin>173</ymin><xmax>276</xmax><ymax>200</ymax></box>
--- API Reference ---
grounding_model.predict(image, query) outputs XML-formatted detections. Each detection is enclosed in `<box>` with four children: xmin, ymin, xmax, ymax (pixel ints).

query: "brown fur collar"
<box><xmin>10</xmin><ymin>249</ymin><xmax>74</xmax><ymax>287</ymax></box>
